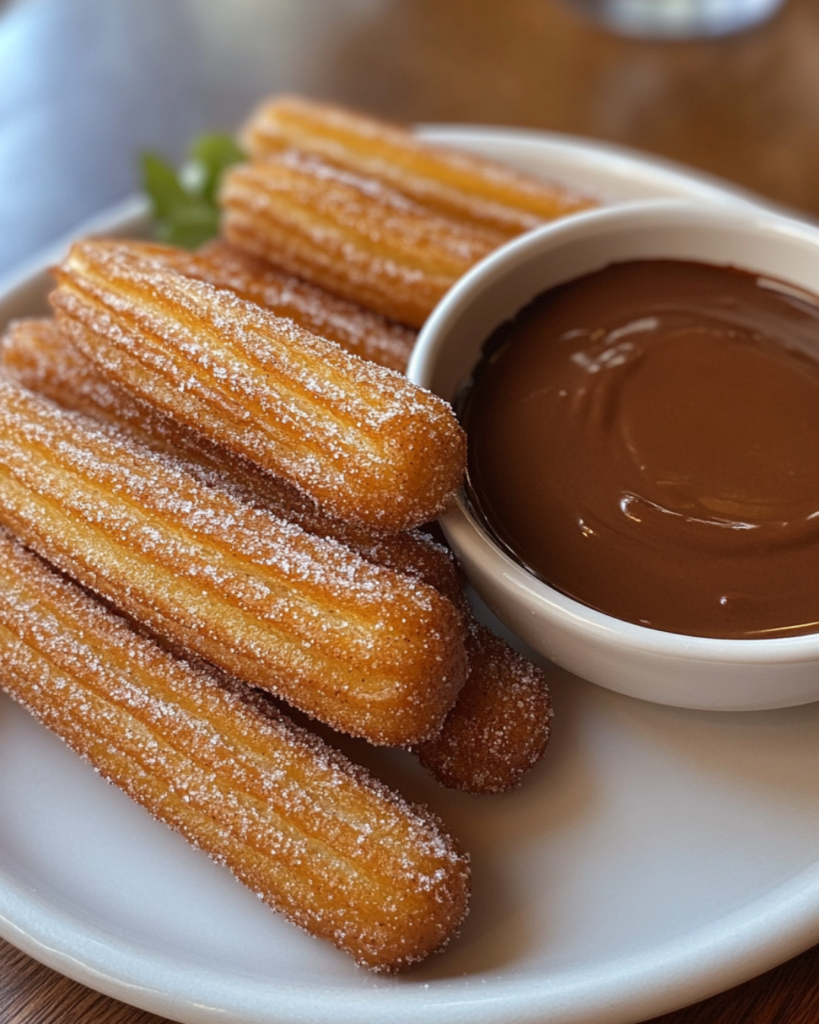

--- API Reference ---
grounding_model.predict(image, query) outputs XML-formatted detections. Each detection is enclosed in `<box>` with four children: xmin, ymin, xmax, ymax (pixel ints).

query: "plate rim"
<box><xmin>417</xmin><ymin>122</ymin><xmax>781</xmax><ymax>211</ymax></box>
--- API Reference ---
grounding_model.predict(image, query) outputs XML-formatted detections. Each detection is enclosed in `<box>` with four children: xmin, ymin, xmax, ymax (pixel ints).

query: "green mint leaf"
<box><xmin>190</xmin><ymin>133</ymin><xmax>246</xmax><ymax>204</ymax></box>
<box><xmin>140</xmin><ymin>134</ymin><xmax>245</xmax><ymax>248</ymax></box>
<box><xmin>156</xmin><ymin>203</ymin><xmax>221</xmax><ymax>249</ymax></box>
<box><xmin>140</xmin><ymin>152</ymin><xmax>190</xmax><ymax>220</ymax></box>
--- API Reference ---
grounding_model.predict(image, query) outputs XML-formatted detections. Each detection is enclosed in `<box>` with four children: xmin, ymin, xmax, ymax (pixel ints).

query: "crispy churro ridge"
<box><xmin>194</xmin><ymin>238</ymin><xmax>417</xmax><ymax>372</ymax></box>
<box><xmin>242</xmin><ymin>94</ymin><xmax>596</xmax><ymax>235</ymax></box>
<box><xmin>0</xmin><ymin>378</ymin><xmax>466</xmax><ymax>745</ymax></box>
<box><xmin>0</xmin><ymin>317</ymin><xmax>461</xmax><ymax>593</ymax></box>
<box><xmin>220</xmin><ymin>151</ymin><xmax>498</xmax><ymax>327</ymax></box>
<box><xmin>0</xmin><ymin>526</ymin><xmax>470</xmax><ymax>969</ymax></box>
<box><xmin>50</xmin><ymin>238</ymin><xmax>466</xmax><ymax>530</ymax></box>
<box><xmin>112</xmin><ymin>237</ymin><xmax>416</xmax><ymax>373</ymax></box>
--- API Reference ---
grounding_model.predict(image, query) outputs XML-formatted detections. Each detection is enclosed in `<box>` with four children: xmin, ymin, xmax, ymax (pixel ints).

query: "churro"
<box><xmin>1</xmin><ymin>319</ymin><xmax>550</xmax><ymax>790</ymax></box>
<box><xmin>0</xmin><ymin>317</ymin><xmax>463</xmax><ymax>600</ymax></box>
<box><xmin>0</xmin><ymin>525</ymin><xmax>469</xmax><ymax>969</ymax></box>
<box><xmin>141</xmin><ymin>237</ymin><xmax>416</xmax><ymax>372</ymax></box>
<box><xmin>220</xmin><ymin>150</ymin><xmax>499</xmax><ymax>327</ymax></box>
<box><xmin>242</xmin><ymin>94</ymin><xmax>596</xmax><ymax>237</ymax></box>
<box><xmin>416</xmin><ymin>623</ymin><xmax>553</xmax><ymax>794</ymax></box>
<box><xmin>0</xmin><ymin>378</ymin><xmax>466</xmax><ymax>745</ymax></box>
<box><xmin>50</xmin><ymin>238</ymin><xmax>466</xmax><ymax>531</ymax></box>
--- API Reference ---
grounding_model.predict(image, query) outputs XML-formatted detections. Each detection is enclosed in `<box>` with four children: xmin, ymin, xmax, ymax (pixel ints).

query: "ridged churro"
<box><xmin>1</xmin><ymin>319</ymin><xmax>550</xmax><ymax>791</ymax></box>
<box><xmin>416</xmin><ymin>623</ymin><xmax>553</xmax><ymax>794</ymax></box>
<box><xmin>220</xmin><ymin>150</ymin><xmax>499</xmax><ymax>327</ymax></box>
<box><xmin>0</xmin><ymin>317</ymin><xmax>463</xmax><ymax>598</ymax></box>
<box><xmin>242</xmin><ymin>94</ymin><xmax>596</xmax><ymax>237</ymax></box>
<box><xmin>0</xmin><ymin>378</ymin><xmax>466</xmax><ymax>745</ymax></box>
<box><xmin>137</xmin><ymin>237</ymin><xmax>417</xmax><ymax>373</ymax></box>
<box><xmin>0</xmin><ymin>525</ymin><xmax>469</xmax><ymax>969</ymax></box>
<box><xmin>50</xmin><ymin>238</ymin><xmax>466</xmax><ymax>531</ymax></box>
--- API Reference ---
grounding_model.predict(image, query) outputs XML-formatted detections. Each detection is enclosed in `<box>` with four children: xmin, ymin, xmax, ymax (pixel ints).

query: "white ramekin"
<box><xmin>409</xmin><ymin>200</ymin><xmax>819</xmax><ymax>710</ymax></box>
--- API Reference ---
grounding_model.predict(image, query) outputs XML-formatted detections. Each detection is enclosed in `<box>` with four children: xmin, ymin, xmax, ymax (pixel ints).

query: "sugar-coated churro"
<box><xmin>220</xmin><ymin>150</ymin><xmax>499</xmax><ymax>327</ymax></box>
<box><xmin>416</xmin><ymin>623</ymin><xmax>553</xmax><ymax>794</ymax></box>
<box><xmin>1</xmin><ymin>318</ymin><xmax>550</xmax><ymax>790</ymax></box>
<box><xmin>241</xmin><ymin>94</ymin><xmax>596</xmax><ymax>237</ymax></box>
<box><xmin>0</xmin><ymin>317</ymin><xmax>460</xmax><ymax>590</ymax></box>
<box><xmin>1</xmin><ymin>319</ymin><xmax>550</xmax><ymax>791</ymax></box>
<box><xmin>0</xmin><ymin>525</ymin><xmax>470</xmax><ymax>969</ymax></box>
<box><xmin>141</xmin><ymin>237</ymin><xmax>417</xmax><ymax>373</ymax></box>
<box><xmin>50</xmin><ymin>238</ymin><xmax>466</xmax><ymax>531</ymax></box>
<box><xmin>0</xmin><ymin>378</ymin><xmax>466</xmax><ymax>745</ymax></box>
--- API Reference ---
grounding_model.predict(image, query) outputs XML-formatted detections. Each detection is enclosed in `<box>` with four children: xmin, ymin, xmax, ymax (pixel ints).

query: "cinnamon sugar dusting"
<box><xmin>1</xmin><ymin>317</ymin><xmax>464</xmax><ymax>602</ymax></box>
<box><xmin>50</xmin><ymin>238</ymin><xmax>465</xmax><ymax>531</ymax></box>
<box><xmin>0</xmin><ymin>93</ymin><xmax>562</xmax><ymax>971</ymax></box>
<box><xmin>0</xmin><ymin>377</ymin><xmax>466</xmax><ymax>745</ymax></box>
<box><xmin>0</xmin><ymin>525</ymin><xmax>469</xmax><ymax>969</ymax></box>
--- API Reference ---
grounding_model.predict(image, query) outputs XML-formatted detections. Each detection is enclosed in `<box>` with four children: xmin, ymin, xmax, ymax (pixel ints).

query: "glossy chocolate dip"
<box><xmin>461</xmin><ymin>259</ymin><xmax>819</xmax><ymax>639</ymax></box>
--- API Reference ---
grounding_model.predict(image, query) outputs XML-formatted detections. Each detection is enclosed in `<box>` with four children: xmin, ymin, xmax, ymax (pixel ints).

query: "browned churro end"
<box><xmin>0</xmin><ymin>525</ymin><xmax>469</xmax><ymax>970</ymax></box>
<box><xmin>416</xmin><ymin>624</ymin><xmax>553</xmax><ymax>794</ymax></box>
<box><xmin>49</xmin><ymin>237</ymin><xmax>466</xmax><ymax>532</ymax></box>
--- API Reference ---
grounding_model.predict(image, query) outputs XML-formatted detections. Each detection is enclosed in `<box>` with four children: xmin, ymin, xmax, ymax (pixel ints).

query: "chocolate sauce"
<box><xmin>461</xmin><ymin>259</ymin><xmax>819</xmax><ymax>639</ymax></box>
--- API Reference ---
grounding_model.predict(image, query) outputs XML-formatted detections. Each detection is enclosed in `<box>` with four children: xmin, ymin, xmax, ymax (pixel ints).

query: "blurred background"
<box><xmin>1</xmin><ymin>0</ymin><xmax>818</xmax><ymax>278</ymax></box>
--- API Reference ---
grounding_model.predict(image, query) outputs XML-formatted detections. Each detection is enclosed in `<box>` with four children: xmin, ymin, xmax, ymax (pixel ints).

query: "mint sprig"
<box><xmin>140</xmin><ymin>133</ymin><xmax>245</xmax><ymax>249</ymax></box>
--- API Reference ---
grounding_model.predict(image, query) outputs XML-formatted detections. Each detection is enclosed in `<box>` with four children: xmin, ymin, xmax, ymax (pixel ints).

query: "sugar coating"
<box><xmin>0</xmin><ymin>377</ymin><xmax>466</xmax><ymax>744</ymax></box>
<box><xmin>2</xmin><ymin>318</ymin><xmax>551</xmax><ymax>790</ymax></box>
<box><xmin>1</xmin><ymin>318</ymin><xmax>462</xmax><ymax>597</ymax></box>
<box><xmin>193</xmin><ymin>239</ymin><xmax>416</xmax><ymax>373</ymax></box>
<box><xmin>0</xmin><ymin>525</ymin><xmax>469</xmax><ymax>969</ymax></box>
<box><xmin>50</xmin><ymin>238</ymin><xmax>466</xmax><ymax>531</ymax></box>
<box><xmin>82</xmin><ymin>238</ymin><xmax>416</xmax><ymax>373</ymax></box>
<box><xmin>220</xmin><ymin>152</ymin><xmax>498</xmax><ymax>328</ymax></box>
<box><xmin>416</xmin><ymin>623</ymin><xmax>553</xmax><ymax>794</ymax></box>
<box><xmin>270</xmin><ymin>149</ymin><xmax>503</xmax><ymax>260</ymax></box>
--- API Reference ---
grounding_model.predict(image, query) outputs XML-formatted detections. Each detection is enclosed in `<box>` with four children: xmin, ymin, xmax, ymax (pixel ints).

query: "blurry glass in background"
<box><xmin>563</xmin><ymin>0</ymin><xmax>786</xmax><ymax>37</ymax></box>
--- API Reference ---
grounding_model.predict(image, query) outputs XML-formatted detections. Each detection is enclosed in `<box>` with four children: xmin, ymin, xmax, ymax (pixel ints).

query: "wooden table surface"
<box><xmin>2</xmin><ymin>0</ymin><xmax>819</xmax><ymax>1020</ymax></box>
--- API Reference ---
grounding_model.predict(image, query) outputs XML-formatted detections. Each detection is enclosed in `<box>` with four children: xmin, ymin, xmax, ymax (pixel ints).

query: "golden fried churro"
<box><xmin>0</xmin><ymin>378</ymin><xmax>467</xmax><ymax>745</ymax></box>
<box><xmin>242</xmin><ymin>95</ymin><xmax>596</xmax><ymax>237</ymax></box>
<box><xmin>220</xmin><ymin>150</ymin><xmax>499</xmax><ymax>327</ymax></box>
<box><xmin>3</xmin><ymin>319</ymin><xmax>549</xmax><ymax>790</ymax></box>
<box><xmin>50</xmin><ymin>238</ymin><xmax>466</xmax><ymax>532</ymax></box>
<box><xmin>0</xmin><ymin>526</ymin><xmax>470</xmax><ymax>969</ymax></box>
<box><xmin>1</xmin><ymin>317</ymin><xmax>463</xmax><ymax>600</ymax></box>
<box><xmin>416</xmin><ymin>623</ymin><xmax>553</xmax><ymax>794</ymax></box>
<box><xmin>197</xmin><ymin>239</ymin><xmax>416</xmax><ymax>371</ymax></box>
<box><xmin>122</xmin><ymin>237</ymin><xmax>415</xmax><ymax>373</ymax></box>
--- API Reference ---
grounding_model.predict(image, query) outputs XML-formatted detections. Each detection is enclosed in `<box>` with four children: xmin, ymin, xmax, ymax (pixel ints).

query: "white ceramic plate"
<box><xmin>2</xmin><ymin>128</ymin><xmax>819</xmax><ymax>1024</ymax></box>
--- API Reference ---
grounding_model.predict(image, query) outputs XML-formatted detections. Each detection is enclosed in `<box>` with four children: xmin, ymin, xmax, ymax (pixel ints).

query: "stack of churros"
<box><xmin>0</xmin><ymin>375</ymin><xmax>467</xmax><ymax>747</ymax></box>
<box><xmin>221</xmin><ymin>95</ymin><xmax>596</xmax><ymax>326</ymax></box>
<box><xmin>0</xmin><ymin>94</ymin><xmax>557</xmax><ymax>970</ymax></box>
<box><xmin>0</xmin><ymin>526</ymin><xmax>469</xmax><ymax>970</ymax></box>
<box><xmin>0</xmin><ymin>313</ymin><xmax>551</xmax><ymax>791</ymax></box>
